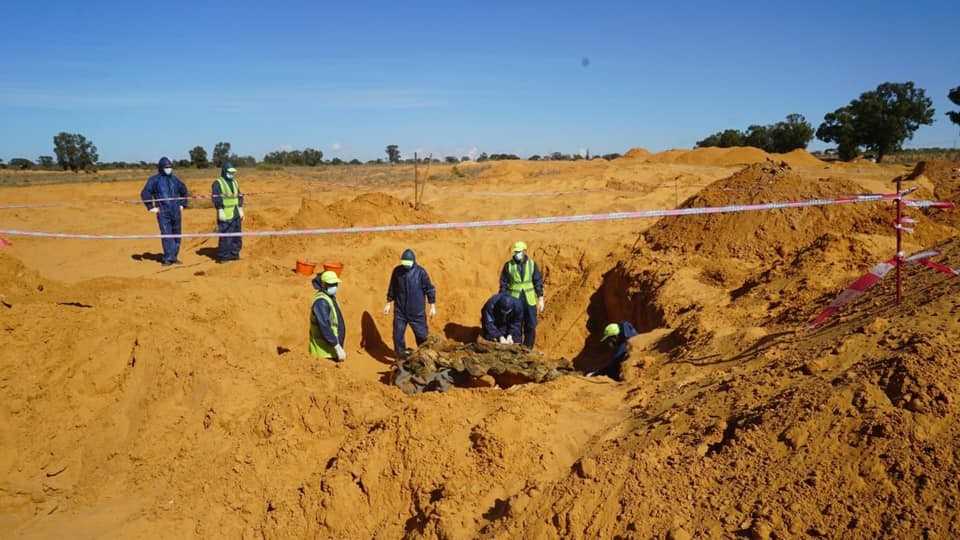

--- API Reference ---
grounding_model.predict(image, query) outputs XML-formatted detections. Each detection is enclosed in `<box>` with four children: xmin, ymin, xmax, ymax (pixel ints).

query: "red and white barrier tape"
<box><xmin>810</xmin><ymin>249</ymin><xmax>958</xmax><ymax>327</ymax></box>
<box><xmin>0</xmin><ymin>192</ymin><xmax>941</xmax><ymax>241</ymax></box>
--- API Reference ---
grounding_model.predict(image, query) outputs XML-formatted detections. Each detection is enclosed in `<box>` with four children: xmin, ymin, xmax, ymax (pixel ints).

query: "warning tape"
<box><xmin>0</xmin><ymin>190</ymin><xmax>298</xmax><ymax>210</ymax></box>
<box><xmin>0</xmin><ymin>191</ymin><xmax>943</xmax><ymax>241</ymax></box>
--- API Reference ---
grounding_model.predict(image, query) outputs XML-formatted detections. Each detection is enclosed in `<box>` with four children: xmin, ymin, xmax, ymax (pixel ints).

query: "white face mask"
<box><xmin>326</xmin><ymin>286</ymin><xmax>338</xmax><ymax>296</ymax></box>
<box><xmin>225</xmin><ymin>172</ymin><xmax>234</xmax><ymax>180</ymax></box>
<box><xmin>163</xmin><ymin>167</ymin><xmax>173</xmax><ymax>175</ymax></box>
<box><xmin>513</xmin><ymin>252</ymin><xmax>524</xmax><ymax>262</ymax></box>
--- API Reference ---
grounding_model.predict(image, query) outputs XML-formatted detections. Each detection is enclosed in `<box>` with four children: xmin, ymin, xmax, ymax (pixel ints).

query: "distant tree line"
<box><xmin>695</xmin><ymin>114</ymin><xmax>815</xmax><ymax>153</ymax></box>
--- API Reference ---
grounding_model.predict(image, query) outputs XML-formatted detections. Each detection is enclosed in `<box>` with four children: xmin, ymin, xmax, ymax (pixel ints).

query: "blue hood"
<box><xmin>401</xmin><ymin>248</ymin><xmax>416</xmax><ymax>264</ymax></box>
<box><xmin>221</xmin><ymin>161</ymin><xmax>236</xmax><ymax>180</ymax></box>
<box><xmin>157</xmin><ymin>157</ymin><xmax>172</xmax><ymax>174</ymax></box>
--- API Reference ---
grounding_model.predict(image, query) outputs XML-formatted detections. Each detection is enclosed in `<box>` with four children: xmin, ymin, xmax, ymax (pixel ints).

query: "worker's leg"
<box><xmin>522</xmin><ymin>302</ymin><xmax>537</xmax><ymax>347</ymax></box>
<box><xmin>158</xmin><ymin>213</ymin><xmax>176</xmax><ymax>263</ymax></box>
<box><xmin>170</xmin><ymin>212</ymin><xmax>182</xmax><ymax>261</ymax></box>
<box><xmin>393</xmin><ymin>313</ymin><xmax>409</xmax><ymax>356</ymax></box>
<box><xmin>216</xmin><ymin>220</ymin><xmax>230</xmax><ymax>260</ymax></box>
<box><xmin>231</xmin><ymin>215</ymin><xmax>243</xmax><ymax>258</ymax></box>
<box><xmin>409</xmin><ymin>314</ymin><xmax>429</xmax><ymax>346</ymax></box>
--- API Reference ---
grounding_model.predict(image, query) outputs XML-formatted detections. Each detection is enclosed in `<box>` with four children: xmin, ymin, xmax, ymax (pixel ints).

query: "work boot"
<box><xmin>161</xmin><ymin>260</ymin><xmax>173</xmax><ymax>267</ymax></box>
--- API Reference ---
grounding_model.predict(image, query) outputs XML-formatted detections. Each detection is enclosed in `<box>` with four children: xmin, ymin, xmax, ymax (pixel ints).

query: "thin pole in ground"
<box><xmin>895</xmin><ymin>175</ymin><xmax>904</xmax><ymax>304</ymax></box>
<box><xmin>414</xmin><ymin>152</ymin><xmax>420</xmax><ymax>209</ymax></box>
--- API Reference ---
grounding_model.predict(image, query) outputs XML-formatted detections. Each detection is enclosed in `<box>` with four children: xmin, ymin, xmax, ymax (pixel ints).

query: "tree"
<box><xmin>212</xmin><ymin>142</ymin><xmax>231</xmax><ymax>167</ymax></box>
<box><xmin>386</xmin><ymin>145</ymin><xmax>400</xmax><ymax>164</ymax></box>
<box><xmin>948</xmin><ymin>86</ymin><xmax>960</xmax><ymax>128</ymax></box>
<box><xmin>331</xmin><ymin>157</ymin><xmax>344</xmax><ymax>165</ymax></box>
<box><xmin>460</xmin><ymin>156</ymin><xmax>471</xmax><ymax>162</ymax></box>
<box><xmin>445</xmin><ymin>156</ymin><xmax>459</xmax><ymax>163</ymax></box>
<box><xmin>743</xmin><ymin>125</ymin><xmax>772</xmax><ymax>150</ymax></box>
<box><xmin>302</xmin><ymin>148</ymin><xmax>324</xmax><ymax>166</ymax></box>
<box><xmin>528</xmin><ymin>155</ymin><xmax>541</xmax><ymax>161</ymax></box>
<box><xmin>37</xmin><ymin>156</ymin><xmax>55</xmax><ymax>168</ymax></box>
<box><xmin>52</xmin><ymin>132</ymin><xmax>99</xmax><ymax>172</ymax></box>
<box><xmin>768</xmin><ymin>114</ymin><xmax>815</xmax><ymax>153</ymax></box>
<box><xmin>816</xmin><ymin>82</ymin><xmax>935</xmax><ymax>162</ymax></box>
<box><xmin>602</xmin><ymin>153</ymin><xmax>622</xmax><ymax>160</ymax></box>
<box><xmin>189</xmin><ymin>146</ymin><xmax>210</xmax><ymax>168</ymax></box>
<box><xmin>9</xmin><ymin>158</ymin><xmax>34</xmax><ymax>170</ymax></box>
<box><xmin>349</xmin><ymin>159</ymin><xmax>362</xmax><ymax>165</ymax></box>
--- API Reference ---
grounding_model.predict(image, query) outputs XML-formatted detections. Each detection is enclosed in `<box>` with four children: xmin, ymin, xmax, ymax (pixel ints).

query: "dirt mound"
<box><xmin>778</xmin><ymin>148</ymin><xmax>826</xmax><ymax>167</ymax></box>
<box><xmin>623</xmin><ymin>147</ymin><xmax>651</xmax><ymax>159</ymax></box>
<box><xmin>288</xmin><ymin>192</ymin><xmax>438</xmax><ymax>229</ymax></box>
<box><xmin>643</xmin><ymin>161</ymin><xmax>940</xmax><ymax>260</ymax></box>
<box><xmin>647</xmin><ymin>147</ymin><xmax>771</xmax><ymax>167</ymax></box>
<box><xmin>906</xmin><ymin>160</ymin><xmax>960</xmax><ymax>226</ymax></box>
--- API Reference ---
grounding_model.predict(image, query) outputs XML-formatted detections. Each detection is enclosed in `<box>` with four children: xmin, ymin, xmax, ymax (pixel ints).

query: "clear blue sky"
<box><xmin>2</xmin><ymin>0</ymin><xmax>959</xmax><ymax>163</ymax></box>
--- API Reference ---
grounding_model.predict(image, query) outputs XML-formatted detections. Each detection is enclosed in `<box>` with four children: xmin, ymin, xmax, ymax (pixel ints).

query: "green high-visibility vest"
<box><xmin>215</xmin><ymin>176</ymin><xmax>240</xmax><ymax>220</ymax></box>
<box><xmin>507</xmin><ymin>258</ymin><xmax>538</xmax><ymax>306</ymax></box>
<box><xmin>309</xmin><ymin>291</ymin><xmax>340</xmax><ymax>359</ymax></box>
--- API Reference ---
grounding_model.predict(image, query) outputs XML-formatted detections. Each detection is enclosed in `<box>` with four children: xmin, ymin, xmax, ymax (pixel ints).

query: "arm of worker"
<box><xmin>481</xmin><ymin>301</ymin><xmax>503</xmax><ymax>340</ymax></box>
<box><xmin>384</xmin><ymin>267</ymin><xmax>398</xmax><ymax>314</ymax></box>
<box><xmin>508</xmin><ymin>317</ymin><xmax>523</xmax><ymax>345</ymax></box>
<box><xmin>140</xmin><ymin>176</ymin><xmax>158</xmax><ymax>211</ymax></box>
<box><xmin>311</xmin><ymin>299</ymin><xmax>339</xmax><ymax>346</ymax></box>
<box><xmin>532</xmin><ymin>262</ymin><xmax>544</xmax><ymax>298</ymax></box>
<box><xmin>611</xmin><ymin>340</ymin><xmax>630</xmax><ymax>366</ymax></box>
<box><xmin>421</xmin><ymin>268</ymin><xmax>437</xmax><ymax>311</ymax></box>
<box><xmin>499</xmin><ymin>262</ymin><xmax>510</xmax><ymax>294</ymax></box>
<box><xmin>176</xmin><ymin>177</ymin><xmax>190</xmax><ymax>209</ymax></box>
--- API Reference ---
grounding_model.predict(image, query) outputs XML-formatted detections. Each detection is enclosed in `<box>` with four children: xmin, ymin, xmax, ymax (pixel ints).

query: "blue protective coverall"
<box><xmin>481</xmin><ymin>293</ymin><xmax>524</xmax><ymax>344</ymax></box>
<box><xmin>499</xmin><ymin>255</ymin><xmax>544</xmax><ymax>347</ymax></box>
<box><xmin>596</xmin><ymin>321</ymin><xmax>638</xmax><ymax>381</ymax></box>
<box><xmin>311</xmin><ymin>274</ymin><xmax>346</xmax><ymax>350</ymax></box>
<box><xmin>211</xmin><ymin>163</ymin><xmax>244</xmax><ymax>261</ymax></box>
<box><xmin>386</xmin><ymin>249</ymin><xmax>437</xmax><ymax>355</ymax></box>
<box><xmin>140</xmin><ymin>157</ymin><xmax>189</xmax><ymax>264</ymax></box>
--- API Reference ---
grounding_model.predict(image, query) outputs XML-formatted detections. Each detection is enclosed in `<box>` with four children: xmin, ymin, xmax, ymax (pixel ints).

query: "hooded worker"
<box><xmin>309</xmin><ymin>270</ymin><xmax>347</xmax><ymax>362</ymax></box>
<box><xmin>383</xmin><ymin>249</ymin><xmax>437</xmax><ymax>359</ymax></box>
<box><xmin>211</xmin><ymin>161</ymin><xmax>244</xmax><ymax>263</ymax></box>
<box><xmin>140</xmin><ymin>157</ymin><xmax>190</xmax><ymax>266</ymax></box>
<box><xmin>592</xmin><ymin>321</ymin><xmax>638</xmax><ymax>380</ymax></box>
<box><xmin>481</xmin><ymin>292</ymin><xmax>524</xmax><ymax>345</ymax></box>
<box><xmin>499</xmin><ymin>241</ymin><xmax>545</xmax><ymax>347</ymax></box>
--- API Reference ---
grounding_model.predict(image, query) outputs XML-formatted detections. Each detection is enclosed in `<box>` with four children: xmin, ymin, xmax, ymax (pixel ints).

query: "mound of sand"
<box><xmin>645</xmin><ymin>161</ymin><xmax>918</xmax><ymax>260</ymax></box>
<box><xmin>778</xmin><ymin>148</ymin><xmax>825</xmax><ymax>167</ymax></box>
<box><xmin>643</xmin><ymin>147</ymin><xmax>825</xmax><ymax>168</ymax></box>
<box><xmin>623</xmin><ymin>147</ymin><xmax>651</xmax><ymax>159</ymax></box>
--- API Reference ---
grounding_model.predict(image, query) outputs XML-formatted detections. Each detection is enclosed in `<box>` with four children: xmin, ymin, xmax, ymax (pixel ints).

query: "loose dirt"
<box><xmin>1</xmin><ymin>156</ymin><xmax>959</xmax><ymax>538</ymax></box>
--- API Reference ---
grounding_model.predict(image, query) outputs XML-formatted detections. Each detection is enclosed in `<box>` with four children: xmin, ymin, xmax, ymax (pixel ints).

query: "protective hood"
<box><xmin>221</xmin><ymin>161</ymin><xmax>236</xmax><ymax>180</ymax></box>
<box><xmin>157</xmin><ymin>157</ymin><xmax>173</xmax><ymax>174</ymax></box>
<box><xmin>400</xmin><ymin>248</ymin><xmax>416</xmax><ymax>264</ymax></box>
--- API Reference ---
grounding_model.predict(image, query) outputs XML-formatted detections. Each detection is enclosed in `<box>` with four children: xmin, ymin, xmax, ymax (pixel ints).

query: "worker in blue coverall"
<box><xmin>383</xmin><ymin>249</ymin><xmax>437</xmax><ymax>359</ymax></box>
<box><xmin>481</xmin><ymin>292</ymin><xmax>524</xmax><ymax>345</ymax></box>
<box><xmin>499</xmin><ymin>241</ymin><xmax>545</xmax><ymax>348</ymax></box>
<box><xmin>591</xmin><ymin>321</ymin><xmax>638</xmax><ymax>380</ymax></box>
<box><xmin>309</xmin><ymin>270</ymin><xmax>347</xmax><ymax>362</ymax></box>
<box><xmin>211</xmin><ymin>162</ymin><xmax>244</xmax><ymax>263</ymax></box>
<box><xmin>140</xmin><ymin>157</ymin><xmax>189</xmax><ymax>266</ymax></box>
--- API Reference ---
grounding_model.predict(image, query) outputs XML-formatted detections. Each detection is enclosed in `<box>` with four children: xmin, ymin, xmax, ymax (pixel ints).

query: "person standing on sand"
<box><xmin>211</xmin><ymin>161</ymin><xmax>244</xmax><ymax>263</ymax></box>
<box><xmin>140</xmin><ymin>157</ymin><xmax>189</xmax><ymax>266</ymax></box>
<box><xmin>480</xmin><ymin>292</ymin><xmax>524</xmax><ymax>345</ymax></box>
<box><xmin>589</xmin><ymin>321</ymin><xmax>638</xmax><ymax>381</ymax></box>
<box><xmin>310</xmin><ymin>270</ymin><xmax>347</xmax><ymax>362</ymax></box>
<box><xmin>499</xmin><ymin>241</ymin><xmax>545</xmax><ymax>348</ymax></box>
<box><xmin>383</xmin><ymin>249</ymin><xmax>437</xmax><ymax>359</ymax></box>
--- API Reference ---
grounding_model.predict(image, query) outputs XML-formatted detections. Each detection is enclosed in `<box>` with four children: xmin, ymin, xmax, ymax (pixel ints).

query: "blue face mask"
<box><xmin>326</xmin><ymin>286</ymin><xmax>338</xmax><ymax>296</ymax></box>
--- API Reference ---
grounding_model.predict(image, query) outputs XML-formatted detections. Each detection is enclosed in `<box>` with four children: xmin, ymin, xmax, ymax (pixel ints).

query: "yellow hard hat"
<box><xmin>319</xmin><ymin>270</ymin><xmax>341</xmax><ymax>285</ymax></box>
<box><xmin>512</xmin><ymin>241</ymin><xmax>528</xmax><ymax>252</ymax></box>
<box><xmin>601</xmin><ymin>323</ymin><xmax>621</xmax><ymax>342</ymax></box>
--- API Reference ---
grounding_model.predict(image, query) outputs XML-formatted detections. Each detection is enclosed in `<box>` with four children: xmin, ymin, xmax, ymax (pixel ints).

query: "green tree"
<box><xmin>743</xmin><ymin>125</ymin><xmax>771</xmax><ymax>150</ymax></box>
<box><xmin>445</xmin><ymin>156</ymin><xmax>459</xmax><ymax>163</ymax></box>
<box><xmin>212</xmin><ymin>142</ymin><xmax>231</xmax><ymax>167</ymax></box>
<box><xmin>37</xmin><ymin>155</ymin><xmax>55</xmax><ymax>168</ymax></box>
<box><xmin>816</xmin><ymin>82</ymin><xmax>935</xmax><ymax>163</ymax></box>
<box><xmin>189</xmin><ymin>146</ymin><xmax>210</xmax><ymax>168</ymax></box>
<box><xmin>948</xmin><ymin>86</ymin><xmax>960</xmax><ymax>128</ymax></box>
<box><xmin>302</xmin><ymin>148</ymin><xmax>324</xmax><ymax>166</ymax></box>
<box><xmin>52</xmin><ymin>132</ymin><xmax>99</xmax><ymax>172</ymax></box>
<box><xmin>386</xmin><ymin>144</ymin><xmax>400</xmax><ymax>164</ymax></box>
<box><xmin>9</xmin><ymin>158</ymin><xmax>34</xmax><ymax>170</ymax></box>
<box><xmin>349</xmin><ymin>158</ymin><xmax>362</xmax><ymax>165</ymax></box>
<box><xmin>768</xmin><ymin>114</ymin><xmax>815</xmax><ymax>153</ymax></box>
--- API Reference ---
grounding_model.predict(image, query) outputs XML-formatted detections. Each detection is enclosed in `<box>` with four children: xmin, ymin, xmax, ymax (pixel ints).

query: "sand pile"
<box><xmin>645</xmin><ymin>161</ymin><xmax>908</xmax><ymax>260</ymax></box>
<box><xmin>906</xmin><ymin>160</ymin><xmax>960</xmax><ymax>226</ymax></box>
<box><xmin>623</xmin><ymin>147</ymin><xmax>651</xmax><ymax>159</ymax></box>
<box><xmin>642</xmin><ymin>147</ymin><xmax>825</xmax><ymax>168</ymax></box>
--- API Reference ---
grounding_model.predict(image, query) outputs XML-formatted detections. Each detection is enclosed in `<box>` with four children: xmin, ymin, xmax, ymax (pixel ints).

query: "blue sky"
<box><xmin>2</xmin><ymin>0</ymin><xmax>959</xmax><ymax>162</ymax></box>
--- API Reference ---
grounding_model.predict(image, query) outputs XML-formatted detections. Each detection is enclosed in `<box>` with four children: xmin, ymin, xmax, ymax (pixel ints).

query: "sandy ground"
<box><xmin>2</xmin><ymin>150</ymin><xmax>959</xmax><ymax>538</ymax></box>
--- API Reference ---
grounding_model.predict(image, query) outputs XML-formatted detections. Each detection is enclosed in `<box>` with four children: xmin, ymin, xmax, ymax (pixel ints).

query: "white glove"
<box><xmin>383</xmin><ymin>302</ymin><xmax>393</xmax><ymax>315</ymax></box>
<box><xmin>179</xmin><ymin>205</ymin><xmax>184</xmax><ymax>211</ymax></box>
<box><xmin>149</xmin><ymin>207</ymin><xmax>159</xmax><ymax>214</ymax></box>
<box><xmin>334</xmin><ymin>344</ymin><xmax>346</xmax><ymax>361</ymax></box>
<box><xmin>217</xmin><ymin>209</ymin><xmax>227</xmax><ymax>221</ymax></box>
<box><xmin>506</xmin><ymin>335</ymin><xmax>514</xmax><ymax>344</ymax></box>
<box><xmin>237</xmin><ymin>207</ymin><xmax>244</xmax><ymax>219</ymax></box>
<box><xmin>429</xmin><ymin>304</ymin><xmax>437</xmax><ymax>318</ymax></box>
<box><xmin>538</xmin><ymin>297</ymin><xmax>545</xmax><ymax>314</ymax></box>
<box><xmin>498</xmin><ymin>336</ymin><xmax>507</xmax><ymax>344</ymax></box>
